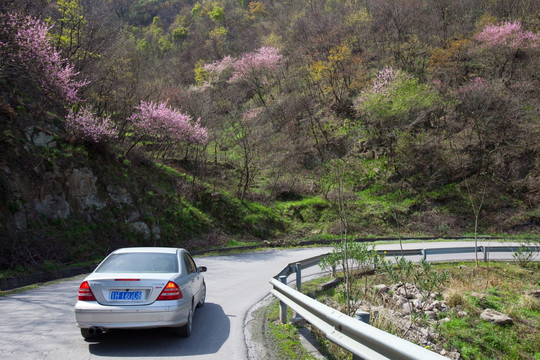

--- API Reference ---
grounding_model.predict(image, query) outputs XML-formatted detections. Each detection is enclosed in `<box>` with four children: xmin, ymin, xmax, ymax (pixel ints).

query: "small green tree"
<box><xmin>319</xmin><ymin>157</ymin><xmax>367</xmax><ymax>315</ymax></box>
<box><xmin>380</xmin><ymin>257</ymin><xmax>449</xmax><ymax>313</ymax></box>
<box><xmin>512</xmin><ymin>240</ymin><xmax>539</xmax><ymax>268</ymax></box>
<box><xmin>379</xmin><ymin>256</ymin><xmax>416</xmax><ymax>286</ymax></box>
<box><xmin>320</xmin><ymin>240</ymin><xmax>378</xmax><ymax>315</ymax></box>
<box><xmin>413</xmin><ymin>260</ymin><xmax>449</xmax><ymax>307</ymax></box>
<box><xmin>463</xmin><ymin>177</ymin><xmax>487</xmax><ymax>267</ymax></box>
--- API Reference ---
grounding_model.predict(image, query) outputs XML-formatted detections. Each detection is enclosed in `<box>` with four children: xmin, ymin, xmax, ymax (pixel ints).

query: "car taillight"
<box><xmin>78</xmin><ymin>281</ymin><xmax>96</xmax><ymax>301</ymax></box>
<box><xmin>157</xmin><ymin>281</ymin><xmax>182</xmax><ymax>300</ymax></box>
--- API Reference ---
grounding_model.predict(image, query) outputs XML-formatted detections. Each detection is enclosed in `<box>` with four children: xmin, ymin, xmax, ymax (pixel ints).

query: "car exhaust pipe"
<box><xmin>88</xmin><ymin>327</ymin><xmax>103</xmax><ymax>336</ymax></box>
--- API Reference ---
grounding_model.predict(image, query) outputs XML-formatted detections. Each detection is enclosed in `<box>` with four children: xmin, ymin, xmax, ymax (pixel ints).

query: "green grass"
<box><xmin>274</xmin><ymin>196</ymin><xmax>334</xmax><ymax>235</ymax></box>
<box><xmin>0</xmin><ymin>284</ymin><xmax>39</xmax><ymax>297</ymax></box>
<box><xmin>264</xmin><ymin>299</ymin><xmax>318</xmax><ymax>360</ymax></box>
<box><xmin>442</xmin><ymin>318</ymin><xmax>519</xmax><ymax>359</ymax></box>
<box><xmin>224</xmin><ymin>238</ymin><xmax>260</xmax><ymax>247</ymax></box>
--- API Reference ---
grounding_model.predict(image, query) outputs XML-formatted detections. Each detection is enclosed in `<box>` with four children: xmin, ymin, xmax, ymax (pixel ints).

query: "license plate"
<box><xmin>110</xmin><ymin>290</ymin><xmax>143</xmax><ymax>301</ymax></box>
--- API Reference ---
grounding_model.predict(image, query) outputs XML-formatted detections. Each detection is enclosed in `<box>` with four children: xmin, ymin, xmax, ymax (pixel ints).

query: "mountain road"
<box><xmin>0</xmin><ymin>240</ymin><xmax>526</xmax><ymax>360</ymax></box>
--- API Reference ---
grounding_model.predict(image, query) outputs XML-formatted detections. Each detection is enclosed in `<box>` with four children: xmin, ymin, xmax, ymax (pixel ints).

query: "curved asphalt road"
<box><xmin>0</xmin><ymin>241</ymin><xmax>524</xmax><ymax>360</ymax></box>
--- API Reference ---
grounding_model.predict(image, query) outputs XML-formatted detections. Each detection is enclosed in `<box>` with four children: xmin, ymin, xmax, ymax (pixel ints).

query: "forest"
<box><xmin>0</xmin><ymin>0</ymin><xmax>539</xmax><ymax>269</ymax></box>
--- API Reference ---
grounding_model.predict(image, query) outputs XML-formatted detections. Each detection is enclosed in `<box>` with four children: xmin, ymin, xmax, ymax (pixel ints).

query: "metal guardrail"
<box><xmin>274</xmin><ymin>245</ymin><xmax>539</xmax><ymax>281</ymax></box>
<box><xmin>270</xmin><ymin>245</ymin><xmax>539</xmax><ymax>360</ymax></box>
<box><xmin>271</xmin><ymin>278</ymin><xmax>448</xmax><ymax>360</ymax></box>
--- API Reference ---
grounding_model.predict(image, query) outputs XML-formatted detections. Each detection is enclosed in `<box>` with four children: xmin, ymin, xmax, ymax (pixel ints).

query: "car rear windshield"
<box><xmin>95</xmin><ymin>253</ymin><xmax>179</xmax><ymax>273</ymax></box>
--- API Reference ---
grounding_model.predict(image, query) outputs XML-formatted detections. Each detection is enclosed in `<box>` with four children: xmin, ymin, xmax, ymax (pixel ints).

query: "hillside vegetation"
<box><xmin>0</xmin><ymin>0</ymin><xmax>539</xmax><ymax>271</ymax></box>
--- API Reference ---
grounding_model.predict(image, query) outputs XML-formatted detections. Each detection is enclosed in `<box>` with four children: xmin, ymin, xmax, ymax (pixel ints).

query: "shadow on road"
<box><xmin>87</xmin><ymin>303</ymin><xmax>229</xmax><ymax>357</ymax></box>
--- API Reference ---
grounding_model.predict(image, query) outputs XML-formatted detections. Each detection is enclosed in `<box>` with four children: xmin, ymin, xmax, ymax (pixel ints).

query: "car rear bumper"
<box><xmin>74</xmin><ymin>299</ymin><xmax>191</xmax><ymax>329</ymax></box>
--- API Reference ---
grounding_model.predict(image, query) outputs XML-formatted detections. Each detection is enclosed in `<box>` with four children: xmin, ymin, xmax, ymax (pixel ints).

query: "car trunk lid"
<box><xmin>85</xmin><ymin>273</ymin><xmax>175</xmax><ymax>306</ymax></box>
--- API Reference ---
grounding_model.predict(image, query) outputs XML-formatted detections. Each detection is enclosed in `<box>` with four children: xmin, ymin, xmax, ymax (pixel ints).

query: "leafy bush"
<box><xmin>512</xmin><ymin>244</ymin><xmax>538</xmax><ymax>268</ymax></box>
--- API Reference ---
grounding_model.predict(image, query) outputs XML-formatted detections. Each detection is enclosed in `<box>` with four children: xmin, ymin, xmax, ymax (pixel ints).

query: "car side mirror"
<box><xmin>198</xmin><ymin>266</ymin><xmax>207</xmax><ymax>273</ymax></box>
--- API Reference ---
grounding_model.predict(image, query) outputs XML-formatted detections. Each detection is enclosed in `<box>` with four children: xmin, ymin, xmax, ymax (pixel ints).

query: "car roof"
<box><xmin>111</xmin><ymin>247</ymin><xmax>185</xmax><ymax>255</ymax></box>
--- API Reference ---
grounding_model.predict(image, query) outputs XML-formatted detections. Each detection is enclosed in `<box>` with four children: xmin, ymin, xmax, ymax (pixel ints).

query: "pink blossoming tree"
<box><xmin>0</xmin><ymin>12</ymin><xmax>88</xmax><ymax>104</ymax></box>
<box><xmin>476</xmin><ymin>21</ymin><xmax>539</xmax><ymax>50</ymax></box>
<box><xmin>65</xmin><ymin>107</ymin><xmax>118</xmax><ymax>143</ymax></box>
<box><xmin>125</xmin><ymin>100</ymin><xmax>208</xmax><ymax>158</ymax></box>
<box><xmin>203</xmin><ymin>47</ymin><xmax>282</xmax><ymax>83</ymax></box>
<box><xmin>475</xmin><ymin>20</ymin><xmax>540</xmax><ymax>79</ymax></box>
<box><xmin>202</xmin><ymin>55</ymin><xmax>236</xmax><ymax>83</ymax></box>
<box><xmin>228</xmin><ymin>46</ymin><xmax>282</xmax><ymax>82</ymax></box>
<box><xmin>203</xmin><ymin>46</ymin><xmax>282</xmax><ymax>107</ymax></box>
<box><xmin>457</xmin><ymin>77</ymin><xmax>488</xmax><ymax>94</ymax></box>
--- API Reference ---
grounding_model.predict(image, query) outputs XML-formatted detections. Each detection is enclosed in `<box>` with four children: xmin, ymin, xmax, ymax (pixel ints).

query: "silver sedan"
<box><xmin>73</xmin><ymin>247</ymin><xmax>206</xmax><ymax>339</ymax></box>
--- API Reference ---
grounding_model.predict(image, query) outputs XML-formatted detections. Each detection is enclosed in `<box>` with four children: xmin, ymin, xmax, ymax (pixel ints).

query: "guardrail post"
<box><xmin>353</xmin><ymin>311</ymin><xmax>371</xmax><ymax>360</ymax></box>
<box><xmin>294</xmin><ymin>263</ymin><xmax>304</xmax><ymax>320</ymax></box>
<box><xmin>279</xmin><ymin>275</ymin><xmax>288</xmax><ymax>324</ymax></box>
<box><xmin>355</xmin><ymin>310</ymin><xmax>370</xmax><ymax>324</ymax></box>
<box><xmin>483</xmin><ymin>246</ymin><xmax>488</xmax><ymax>263</ymax></box>
<box><xmin>422</xmin><ymin>249</ymin><xmax>427</xmax><ymax>261</ymax></box>
<box><xmin>295</xmin><ymin>263</ymin><xmax>302</xmax><ymax>292</ymax></box>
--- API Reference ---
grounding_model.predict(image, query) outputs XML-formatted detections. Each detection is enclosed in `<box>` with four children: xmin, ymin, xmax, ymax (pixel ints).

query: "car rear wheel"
<box><xmin>175</xmin><ymin>302</ymin><xmax>193</xmax><ymax>337</ymax></box>
<box><xmin>197</xmin><ymin>282</ymin><xmax>206</xmax><ymax>308</ymax></box>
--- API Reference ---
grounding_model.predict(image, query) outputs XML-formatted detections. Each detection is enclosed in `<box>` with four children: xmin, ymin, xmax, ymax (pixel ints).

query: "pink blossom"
<box><xmin>66</xmin><ymin>107</ymin><xmax>118</xmax><ymax>143</ymax></box>
<box><xmin>355</xmin><ymin>67</ymin><xmax>407</xmax><ymax>105</ymax></box>
<box><xmin>476</xmin><ymin>21</ymin><xmax>539</xmax><ymax>49</ymax></box>
<box><xmin>458</xmin><ymin>77</ymin><xmax>489</xmax><ymax>94</ymax></box>
<box><xmin>128</xmin><ymin>101</ymin><xmax>208</xmax><ymax>145</ymax></box>
<box><xmin>0</xmin><ymin>12</ymin><xmax>88</xmax><ymax>104</ymax></box>
<box><xmin>242</xmin><ymin>107</ymin><xmax>264</xmax><ymax>121</ymax></box>
<box><xmin>203</xmin><ymin>47</ymin><xmax>282</xmax><ymax>83</ymax></box>
<box><xmin>229</xmin><ymin>46</ymin><xmax>282</xmax><ymax>82</ymax></box>
<box><xmin>370</xmin><ymin>67</ymin><xmax>400</xmax><ymax>94</ymax></box>
<box><xmin>203</xmin><ymin>55</ymin><xmax>235</xmax><ymax>76</ymax></box>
